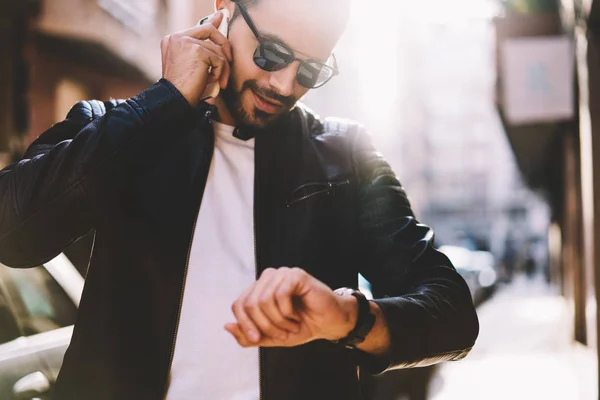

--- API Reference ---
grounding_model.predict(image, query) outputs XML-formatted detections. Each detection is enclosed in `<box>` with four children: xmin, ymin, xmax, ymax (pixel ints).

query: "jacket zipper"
<box><xmin>163</xmin><ymin>208</ymin><xmax>200</xmax><ymax>397</ymax></box>
<box><xmin>162</xmin><ymin>117</ymin><xmax>214</xmax><ymax>399</ymax></box>
<box><xmin>255</xmin><ymin>143</ymin><xmax>264</xmax><ymax>400</ymax></box>
<box><xmin>256</xmin><ymin>212</ymin><xmax>264</xmax><ymax>400</ymax></box>
<box><xmin>287</xmin><ymin>180</ymin><xmax>350</xmax><ymax>207</ymax></box>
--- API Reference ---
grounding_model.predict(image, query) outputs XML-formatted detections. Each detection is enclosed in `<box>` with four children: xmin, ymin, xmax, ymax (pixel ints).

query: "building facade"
<box><xmin>0</xmin><ymin>0</ymin><xmax>216</xmax><ymax>169</ymax></box>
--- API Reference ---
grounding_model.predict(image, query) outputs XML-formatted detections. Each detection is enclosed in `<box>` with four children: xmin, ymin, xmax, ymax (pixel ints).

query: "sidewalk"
<box><xmin>428</xmin><ymin>275</ymin><xmax>597</xmax><ymax>400</ymax></box>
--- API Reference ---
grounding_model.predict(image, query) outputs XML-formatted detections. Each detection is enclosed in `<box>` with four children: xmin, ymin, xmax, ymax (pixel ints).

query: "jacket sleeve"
<box><xmin>351</xmin><ymin>127</ymin><xmax>479</xmax><ymax>374</ymax></box>
<box><xmin>0</xmin><ymin>79</ymin><xmax>196</xmax><ymax>268</ymax></box>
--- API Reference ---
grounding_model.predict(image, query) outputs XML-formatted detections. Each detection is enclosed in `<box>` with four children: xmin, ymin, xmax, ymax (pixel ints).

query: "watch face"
<box><xmin>334</xmin><ymin>287</ymin><xmax>354</xmax><ymax>296</ymax></box>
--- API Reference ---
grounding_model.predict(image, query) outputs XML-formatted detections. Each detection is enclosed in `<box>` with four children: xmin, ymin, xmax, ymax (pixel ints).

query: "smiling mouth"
<box><xmin>251</xmin><ymin>90</ymin><xmax>284</xmax><ymax>114</ymax></box>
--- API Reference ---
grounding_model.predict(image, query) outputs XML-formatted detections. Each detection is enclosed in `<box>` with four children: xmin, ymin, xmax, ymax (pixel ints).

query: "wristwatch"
<box><xmin>332</xmin><ymin>288</ymin><xmax>376</xmax><ymax>349</ymax></box>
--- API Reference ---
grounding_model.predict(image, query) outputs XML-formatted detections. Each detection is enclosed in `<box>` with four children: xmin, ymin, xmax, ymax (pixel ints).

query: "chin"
<box><xmin>238</xmin><ymin>103</ymin><xmax>282</xmax><ymax>129</ymax></box>
<box><xmin>227</xmin><ymin>89</ymin><xmax>291</xmax><ymax>130</ymax></box>
<box><xmin>252</xmin><ymin>109</ymin><xmax>282</xmax><ymax>127</ymax></box>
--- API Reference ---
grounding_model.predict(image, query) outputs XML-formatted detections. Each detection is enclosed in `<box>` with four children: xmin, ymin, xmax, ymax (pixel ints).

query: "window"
<box><xmin>0</xmin><ymin>265</ymin><xmax>77</xmax><ymax>336</ymax></box>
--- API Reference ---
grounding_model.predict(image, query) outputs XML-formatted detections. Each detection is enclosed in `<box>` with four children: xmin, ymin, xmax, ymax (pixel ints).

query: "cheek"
<box><xmin>232</xmin><ymin>55</ymin><xmax>269</xmax><ymax>90</ymax></box>
<box><xmin>294</xmin><ymin>86</ymin><xmax>310</xmax><ymax>100</ymax></box>
<box><xmin>231</xmin><ymin>42</ymin><xmax>262</xmax><ymax>81</ymax></box>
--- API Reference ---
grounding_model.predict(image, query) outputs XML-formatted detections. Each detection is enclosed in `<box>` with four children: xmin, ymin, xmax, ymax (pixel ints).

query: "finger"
<box><xmin>188</xmin><ymin>10</ymin><xmax>224</xmax><ymax>35</ymax></box>
<box><xmin>226</xmin><ymin>323</ymin><xmax>286</xmax><ymax>348</ymax></box>
<box><xmin>245</xmin><ymin>269</ymin><xmax>290</xmax><ymax>340</ymax></box>
<box><xmin>275</xmin><ymin>273</ymin><xmax>302</xmax><ymax>326</ymax></box>
<box><xmin>232</xmin><ymin>285</ymin><xmax>262</xmax><ymax>344</ymax></box>
<box><xmin>208</xmin><ymin>9</ymin><xmax>225</xmax><ymax>28</ymax></box>
<box><xmin>184</xmin><ymin>38</ymin><xmax>226</xmax><ymax>69</ymax></box>
<box><xmin>264</xmin><ymin>269</ymin><xmax>301</xmax><ymax>333</ymax></box>
<box><xmin>183</xmin><ymin>38</ymin><xmax>229</xmax><ymax>85</ymax></box>
<box><xmin>277</xmin><ymin>268</ymin><xmax>308</xmax><ymax>319</ymax></box>
<box><xmin>204</xmin><ymin>51</ymin><xmax>226</xmax><ymax>82</ymax></box>
<box><xmin>225</xmin><ymin>323</ymin><xmax>253</xmax><ymax>347</ymax></box>
<box><xmin>199</xmin><ymin>11</ymin><xmax>233</xmax><ymax>61</ymax></box>
<box><xmin>177</xmin><ymin>14</ymin><xmax>233</xmax><ymax>59</ymax></box>
<box><xmin>186</xmin><ymin>37</ymin><xmax>232</xmax><ymax>62</ymax></box>
<box><xmin>160</xmin><ymin>38</ymin><xmax>167</xmax><ymax>76</ymax></box>
<box><xmin>186</xmin><ymin>41</ymin><xmax>226</xmax><ymax>83</ymax></box>
<box><xmin>219</xmin><ymin>60</ymin><xmax>230</xmax><ymax>89</ymax></box>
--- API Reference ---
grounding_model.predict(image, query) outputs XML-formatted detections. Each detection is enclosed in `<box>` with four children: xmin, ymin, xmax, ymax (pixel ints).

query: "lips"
<box><xmin>251</xmin><ymin>90</ymin><xmax>283</xmax><ymax>114</ymax></box>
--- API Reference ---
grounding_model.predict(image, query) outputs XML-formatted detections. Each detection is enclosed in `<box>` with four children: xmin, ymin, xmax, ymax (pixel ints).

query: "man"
<box><xmin>0</xmin><ymin>0</ymin><xmax>479</xmax><ymax>399</ymax></box>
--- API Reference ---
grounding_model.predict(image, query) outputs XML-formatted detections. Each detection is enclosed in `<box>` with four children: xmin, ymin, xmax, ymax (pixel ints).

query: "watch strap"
<box><xmin>332</xmin><ymin>289</ymin><xmax>376</xmax><ymax>349</ymax></box>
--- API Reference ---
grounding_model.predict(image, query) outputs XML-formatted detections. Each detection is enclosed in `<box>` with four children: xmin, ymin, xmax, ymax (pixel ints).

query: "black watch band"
<box><xmin>332</xmin><ymin>288</ymin><xmax>376</xmax><ymax>349</ymax></box>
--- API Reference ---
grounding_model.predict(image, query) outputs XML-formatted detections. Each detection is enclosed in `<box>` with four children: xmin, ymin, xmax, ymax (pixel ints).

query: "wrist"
<box><xmin>159</xmin><ymin>78</ymin><xmax>198</xmax><ymax>110</ymax></box>
<box><xmin>330</xmin><ymin>288</ymin><xmax>377</xmax><ymax>348</ymax></box>
<box><xmin>337</xmin><ymin>293</ymin><xmax>359</xmax><ymax>340</ymax></box>
<box><xmin>178</xmin><ymin>87</ymin><xmax>200</xmax><ymax>108</ymax></box>
<box><xmin>162</xmin><ymin>77</ymin><xmax>199</xmax><ymax>107</ymax></box>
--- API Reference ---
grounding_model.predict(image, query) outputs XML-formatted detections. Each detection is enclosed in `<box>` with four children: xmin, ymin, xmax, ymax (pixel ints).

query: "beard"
<box><xmin>220</xmin><ymin>73</ymin><xmax>297</xmax><ymax>130</ymax></box>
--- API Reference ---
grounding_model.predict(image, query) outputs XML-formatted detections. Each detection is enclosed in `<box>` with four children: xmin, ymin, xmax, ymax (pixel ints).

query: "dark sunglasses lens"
<box><xmin>297</xmin><ymin>61</ymin><xmax>333</xmax><ymax>88</ymax></box>
<box><xmin>254</xmin><ymin>42</ymin><xmax>293</xmax><ymax>71</ymax></box>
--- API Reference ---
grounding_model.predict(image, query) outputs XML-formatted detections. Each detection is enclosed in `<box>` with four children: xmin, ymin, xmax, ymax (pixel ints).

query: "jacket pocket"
<box><xmin>286</xmin><ymin>180</ymin><xmax>350</xmax><ymax>207</ymax></box>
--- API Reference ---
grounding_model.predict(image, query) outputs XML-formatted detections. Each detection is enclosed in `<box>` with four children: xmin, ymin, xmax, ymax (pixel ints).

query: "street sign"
<box><xmin>500</xmin><ymin>36</ymin><xmax>574</xmax><ymax>124</ymax></box>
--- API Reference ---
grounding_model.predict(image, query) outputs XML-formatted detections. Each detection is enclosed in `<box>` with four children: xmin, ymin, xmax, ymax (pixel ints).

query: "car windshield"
<box><xmin>0</xmin><ymin>265</ymin><xmax>77</xmax><ymax>337</ymax></box>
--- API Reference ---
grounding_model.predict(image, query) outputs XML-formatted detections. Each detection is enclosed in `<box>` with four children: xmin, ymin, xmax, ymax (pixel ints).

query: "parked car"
<box><xmin>0</xmin><ymin>254</ymin><xmax>83</xmax><ymax>400</ymax></box>
<box><xmin>439</xmin><ymin>245</ymin><xmax>498</xmax><ymax>305</ymax></box>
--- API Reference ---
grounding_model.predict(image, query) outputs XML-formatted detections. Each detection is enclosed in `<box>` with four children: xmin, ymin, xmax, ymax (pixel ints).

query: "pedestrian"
<box><xmin>0</xmin><ymin>0</ymin><xmax>479</xmax><ymax>399</ymax></box>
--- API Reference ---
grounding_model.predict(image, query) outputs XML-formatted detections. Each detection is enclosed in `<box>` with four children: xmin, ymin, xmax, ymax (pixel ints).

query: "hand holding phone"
<box><xmin>199</xmin><ymin>8</ymin><xmax>231</xmax><ymax>101</ymax></box>
<box><xmin>160</xmin><ymin>10</ymin><xmax>232</xmax><ymax>107</ymax></box>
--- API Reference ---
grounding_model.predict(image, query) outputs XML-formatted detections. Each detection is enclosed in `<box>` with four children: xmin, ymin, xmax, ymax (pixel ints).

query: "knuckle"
<box><xmin>197</xmin><ymin>47</ymin><xmax>211</xmax><ymax>58</ymax></box>
<box><xmin>202</xmin><ymin>25</ymin><xmax>216</xmax><ymax>35</ymax></box>
<box><xmin>291</xmin><ymin>267</ymin><xmax>304</xmax><ymax>277</ymax></box>
<box><xmin>258</xmin><ymin>295</ymin><xmax>271</xmax><ymax>307</ymax></box>
<box><xmin>277</xmin><ymin>266</ymin><xmax>289</xmax><ymax>274</ymax></box>
<box><xmin>276</xmin><ymin>288</ymin><xmax>289</xmax><ymax>299</ymax></box>
<box><xmin>244</xmin><ymin>299</ymin><xmax>257</xmax><ymax>310</ymax></box>
<box><xmin>272</xmin><ymin>314</ymin><xmax>286</xmax><ymax>324</ymax></box>
<box><xmin>216</xmin><ymin>47</ymin><xmax>227</xmax><ymax>56</ymax></box>
<box><xmin>262</xmin><ymin>324</ymin><xmax>277</xmax><ymax>334</ymax></box>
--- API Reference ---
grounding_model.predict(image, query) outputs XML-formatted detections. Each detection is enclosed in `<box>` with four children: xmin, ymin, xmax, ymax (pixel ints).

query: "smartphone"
<box><xmin>199</xmin><ymin>8</ymin><xmax>231</xmax><ymax>101</ymax></box>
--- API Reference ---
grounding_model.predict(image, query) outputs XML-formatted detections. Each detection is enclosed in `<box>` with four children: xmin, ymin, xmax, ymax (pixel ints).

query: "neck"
<box><xmin>206</xmin><ymin>95</ymin><xmax>236</xmax><ymax>126</ymax></box>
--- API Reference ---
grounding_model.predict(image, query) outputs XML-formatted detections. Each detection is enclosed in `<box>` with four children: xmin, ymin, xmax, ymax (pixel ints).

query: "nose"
<box><xmin>268</xmin><ymin>62</ymin><xmax>299</xmax><ymax>98</ymax></box>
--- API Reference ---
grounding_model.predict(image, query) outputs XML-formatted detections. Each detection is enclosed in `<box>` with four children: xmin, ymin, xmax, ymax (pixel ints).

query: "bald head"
<box><xmin>228</xmin><ymin>0</ymin><xmax>351</xmax><ymax>39</ymax></box>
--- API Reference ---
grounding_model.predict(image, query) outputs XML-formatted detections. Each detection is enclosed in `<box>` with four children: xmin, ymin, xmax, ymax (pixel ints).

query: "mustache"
<box><xmin>242</xmin><ymin>80</ymin><xmax>296</xmax><ymax>108</ymax></box>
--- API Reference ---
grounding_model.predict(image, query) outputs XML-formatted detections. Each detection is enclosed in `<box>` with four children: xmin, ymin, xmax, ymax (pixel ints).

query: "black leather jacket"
<box><xmin>0</xmin><ymin>79</ymin><xmax>479</xmax><ymax>400</ymax></box>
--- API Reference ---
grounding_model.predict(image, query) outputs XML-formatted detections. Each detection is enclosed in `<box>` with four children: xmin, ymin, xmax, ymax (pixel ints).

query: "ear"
<box><xmin>215</xmin><ymin>0</ymin><xmax>236</xmax><ymax>17</ymax></box>
<box><xmin>215</xmin><ymin>0</ymin><xmax>232</xmax><ymax>10</ymax></box>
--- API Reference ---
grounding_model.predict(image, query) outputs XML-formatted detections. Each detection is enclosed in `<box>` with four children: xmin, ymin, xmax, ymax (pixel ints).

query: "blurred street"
<box><xmin>429</xmin><ymin>275</ymin><xmax>597</xmax><ymax>400</ymax></box>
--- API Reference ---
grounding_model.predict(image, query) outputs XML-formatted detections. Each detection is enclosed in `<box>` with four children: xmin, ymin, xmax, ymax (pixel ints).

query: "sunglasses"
<box><xmin>232</xmin><ymin>1</ymin><xmax>339</xmax><ymax>89</ymax></box>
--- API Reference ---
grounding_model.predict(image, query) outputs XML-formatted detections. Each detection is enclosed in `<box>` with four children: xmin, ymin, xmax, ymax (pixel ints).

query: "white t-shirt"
<box><xmin>167</xmin><ymin>121</ymin><xmax>259</xmax><ymax>400</ymax></box>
